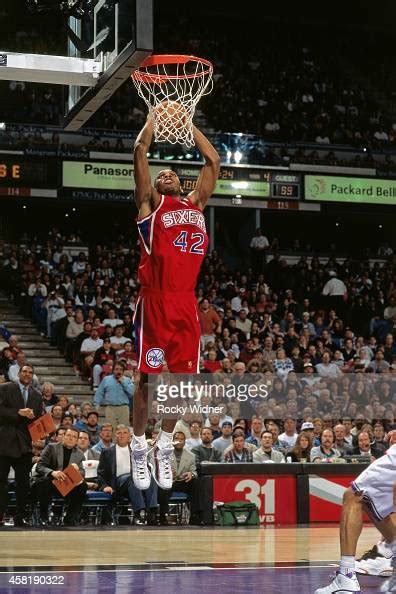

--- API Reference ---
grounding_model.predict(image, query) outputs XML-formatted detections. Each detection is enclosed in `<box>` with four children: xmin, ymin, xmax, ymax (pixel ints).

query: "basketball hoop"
<box><xmin>131</xmin><ymin>54</ymin><xmax>213</xmax><ymax>148</ymax></box>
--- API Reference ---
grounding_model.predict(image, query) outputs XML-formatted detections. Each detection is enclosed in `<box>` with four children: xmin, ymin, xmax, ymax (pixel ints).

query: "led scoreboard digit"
<box><xmin>0</xmin><ymin>158</ymin><xmax>57</xmax><ymax>187</ymax></box>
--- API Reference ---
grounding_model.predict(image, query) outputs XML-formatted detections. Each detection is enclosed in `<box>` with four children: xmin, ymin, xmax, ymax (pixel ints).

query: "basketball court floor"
<box><xmin>0</xmin><ymin>525</ymin><xmax>386</xmax><ymax>592</ymax></box>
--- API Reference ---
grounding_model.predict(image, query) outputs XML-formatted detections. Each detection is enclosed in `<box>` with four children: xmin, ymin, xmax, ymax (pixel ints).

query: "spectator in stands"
<box><xmin>273</xmin><ymin>348</ymin><xmax>294</xmax><ymax>381</ymax></box>
<box><xmin>278</xmin><ymin>416</ymin><xmax>298</xmax><ymax>448</ymax></box>
<box><xmin>333</xmin><ymin>424</ymin><xmax>354</xmax><ymax>456</ymax></box>
<box><xmin>341</xmin><ymin>417</ymin><xmax>354</xmax><ymax>446</ymax></box>
<box><xmin>76</xmin><ymin>409</ymin><xmax>101</xmax><ymax>446</ymax></box>
<box><xmin>352</xmin><ymin>430</ymin><xmax>385</xmax><ymax>461</ymax></box>
<box><xmin>41</xmin><ymin>382</ymin><xmax>58</xmax><ymax>411</ymax></box>
<box><xmin>33</xmin><ymin>426</ymin><xmax>87</xmax><ymax>527</ymax></box>
<box><xmin>192</xmin><ymin>427</ymin><xmax>222</xmax><ymax>469</ymax></box>
<box><xmin>0</xmin><ymin>347</ymin><xmax>15</xmax><ymax>381</ymax></box>
<box><xmin>199</xmin><ymin>298</ymin><xmax>222</xmax><ymax>349</ymax></box>
<box><xmin>287</xmin><ymin>432</ymin><xmax>312</xmax><ymax>462</ymax></box>
<box><xmin>8</xmin><ymin>352</ymin><xmax>40</xmax><ymax>387</ymax></box>
<box><xmin>211</xmin><ymin>421</ymin><xmax>233</xmax><ymax>457</ymax></box>
<box><xmin>92</xmin><ymin>337</ymin><xmax>116</xmax><ymax>389</ymax></box>
<box><xmin>185</xmin><ymin>421</ymin><xmax>202</xmax><ymax>451</ymax></box>
<box><xmin>93</xmin><ymin>361</ymin><xmax>135</xmax><ymax>429</ymax></box>
<box><xmin>0</xmin><ymin>364</ymin><xmax>43</xmax><ymax>527</ymax></box>
<box><xmin>224</xmin><ymin>433</ymin><xmax>253</xmax><ymax>463</ymax></box>
<box><xmin>80</xmin><ymin>327</ymin><xmax>103</xmax><ymax>379</ymax></box>
<box><xmin>61</xmin><ymin>411</ymin><xmax>74</xmax><ymax>428</ymax></box>
<box><xmin>310</xmin><ymin>429</ymin><xmax>341</xmax><ymax>462</ymax></box>
<box><xmin>250</xmin><ymin>228</ymin><xmax>269</xmax><ymax>273</ymax></box>
<box><xmin>322</xmin><ymin>270</ymin><xmax>347</xmax><ymax>315</ymax></box>
<box><xmin>157</xmin><ymin>431</ymin><xmax>199</xmax><ymax>526</ymax></box>
<box><xmin>315</xmin><ymin>351</ymin><xmax>342</xmax><ymax>378</ymax></box>
<box><xmin>92</xmin><ymin>423</ymin><xmax>114</xmax><ymax>454</ymax></box>
<box><xmin>246</xmin><ymin>416</ymin><xmax>264</xmax><ymax>447</ymax></box>
<box><xmin>367</xmin><ymin>349</ymin><xmax>390</xmax><ymax>373</ymax></box>
<box><xmin>64</xmin><ymin>309</ymin><xmax>84</xmax><ymax>363</ymax></box>
<box><xmin>77</xmin><ymin>430</ymin><xmax>100</xmax><ymax>488</ymax></box>
<box><xmin>96</xmin><ymin>424</ymin><xmax>157</xmax><ymax>526</ymax></box>
<box><xmin>51</xmin><ymin>404</ymin><xmax>64</xmax><ymax>430</ymax></box>
<box><xmin>253</xmin><ymin>430</ymin><xmax>285</xmax><ymax>463</ymax></box>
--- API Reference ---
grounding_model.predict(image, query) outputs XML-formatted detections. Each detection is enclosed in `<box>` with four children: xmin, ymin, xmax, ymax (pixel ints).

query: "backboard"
<box><xmin>65</xmin><ymin>0</ymin><xmax>153</xmax><ymax>130</ymax></box>
<box><xmin>0</xmin><ymin>0</ymin><xmax>153</xmax><ymax>131</ymax></box>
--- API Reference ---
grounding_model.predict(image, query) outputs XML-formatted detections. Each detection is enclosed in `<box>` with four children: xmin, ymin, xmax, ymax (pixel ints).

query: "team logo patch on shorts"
<box><xmin>146</xmin><ymin>348</ymin><xmax>165</xmax><ymax>368</ymax></box>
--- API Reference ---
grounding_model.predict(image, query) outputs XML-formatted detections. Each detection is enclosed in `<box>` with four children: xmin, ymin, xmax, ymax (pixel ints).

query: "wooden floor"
<box><xmin>0</xmin><ymin>525</ymin><xmax>381</xmax><ymax>568</ymax></box>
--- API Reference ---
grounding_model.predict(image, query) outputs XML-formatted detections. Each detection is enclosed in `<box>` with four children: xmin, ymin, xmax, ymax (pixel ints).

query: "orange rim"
<box><xmin>131</xmin><ymin>54</ymin><xmax>213</xmax><ymax>84</ymax></box>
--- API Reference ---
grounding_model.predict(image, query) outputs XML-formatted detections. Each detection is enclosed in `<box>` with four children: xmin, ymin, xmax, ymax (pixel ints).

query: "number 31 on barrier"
<box><xmin>235</xmin><ymin>479</ymin><xmax>275</xmax><ymax>523</ymax></box>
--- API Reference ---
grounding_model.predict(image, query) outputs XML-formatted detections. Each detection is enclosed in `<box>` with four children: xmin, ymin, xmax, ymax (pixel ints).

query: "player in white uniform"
<box><xmin>315</xmin><ymin>440</ymin><xmax>396</xmax><ymax>593</ymax></box>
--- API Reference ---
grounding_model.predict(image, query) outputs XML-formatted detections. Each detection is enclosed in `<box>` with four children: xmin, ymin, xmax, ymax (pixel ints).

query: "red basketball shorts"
<box><xmin>133</xmin><ymin>288</ymin><xmax>200</xmax><ymax>374</ymax></box>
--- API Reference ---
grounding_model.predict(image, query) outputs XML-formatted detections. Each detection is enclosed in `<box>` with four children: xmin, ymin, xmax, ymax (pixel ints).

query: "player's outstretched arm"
<box><xmin>133</xmin><ymin>116</ymin><xmax>160</xmax><ymax>216</ymax></box>
<box><xmin>189</xmin><ymin>125</ymin><xmax>220</xmax><ymax>210</ymax></box>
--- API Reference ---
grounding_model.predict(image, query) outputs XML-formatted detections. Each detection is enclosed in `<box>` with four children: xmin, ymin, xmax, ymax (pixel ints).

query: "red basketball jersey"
<box><xmin>136</xmin><ymin>194</ymin><xmax>208</xmax><ymax>292</ymax></box>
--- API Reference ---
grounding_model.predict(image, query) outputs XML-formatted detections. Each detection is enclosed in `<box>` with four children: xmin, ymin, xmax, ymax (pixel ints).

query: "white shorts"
<box><xmin>351</xmin><ymin>444</ymin><xmax>396</xmax><ymax>522</ymax></box>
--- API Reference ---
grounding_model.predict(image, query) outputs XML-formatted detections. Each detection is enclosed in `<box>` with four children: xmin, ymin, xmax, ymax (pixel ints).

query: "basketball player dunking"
<box><xmin>316</xmin><ymin>436</ymin><xmax>396</xmax><ymax>593</ymax></box>
<box><xmin>130</xmin><ymin>114</ymin><xmax>220</xmax><ymax>490</ymax></box>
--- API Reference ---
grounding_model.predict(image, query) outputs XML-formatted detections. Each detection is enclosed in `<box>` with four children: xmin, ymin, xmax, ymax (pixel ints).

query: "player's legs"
<box><xmin>316</xmin><ymin>455</ymin><xmax>395</xmax><ymax>593</ymax></box>
<box><xmin>131</xmin><ymin>293</ymin><xmax>171</xmax><ymax>490</ymax></box>
<box><xmin>150</xmin><ymin>293</ymin><xmax>201</xmax><ymax>489</ymax></box>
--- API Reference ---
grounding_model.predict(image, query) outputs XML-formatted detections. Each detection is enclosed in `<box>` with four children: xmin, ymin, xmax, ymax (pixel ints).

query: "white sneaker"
<box><xmin>150</xmin><ymin>444</ymin><xmax>174</xmax><ymax>489</ymax></box>
<box><xmin>315</xmin><ymin>570</ymin><xmax>361</xmax><ymax>593</ymax></box>
<box><xmin>130</xmin><ymin>444</ymin><xmax>151</xmax><ymax>490</ymax></box>
<box><xmin>355</xmin><ymin>545</ymin><xmax>392</xmax><ymax>577</ymax></box>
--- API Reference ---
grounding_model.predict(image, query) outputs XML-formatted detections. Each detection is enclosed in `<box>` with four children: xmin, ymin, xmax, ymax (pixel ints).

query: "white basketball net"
<box><xmin>131</xmin><ymin>55</ymin><xmax>213</xmax><ymax>148</ymax></box>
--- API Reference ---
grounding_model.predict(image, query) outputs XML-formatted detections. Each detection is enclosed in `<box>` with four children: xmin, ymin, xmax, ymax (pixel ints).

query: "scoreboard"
<box><xmin>0</xmin><ymin>155</ymin><xmax>303</xmax><ymax>201</ymax></box>
<box><xmin>173</xmin><ymin>164</ymin><xmax>301</xmax><ymax>199</ymax></box>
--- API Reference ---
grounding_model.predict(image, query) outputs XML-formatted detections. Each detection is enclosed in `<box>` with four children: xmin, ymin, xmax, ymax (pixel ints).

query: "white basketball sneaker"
<box><xmin>130</xmin><ymin>443</ymin><xmax>151</xmax><ymax>490</ymax></box>
<box><xmin>355</xmin><ymin>544</ymin><xmax>392</xmax><ymax>577</ymax></box>
<box><xmin>150</xmin><ymin>444</ymin><xmax>174</xmax><ymax>489</ymax></box>
<box><xmin>315</xmin><ymin>570</ymin><xmax>361</xmax><ymax>594</ymax></box>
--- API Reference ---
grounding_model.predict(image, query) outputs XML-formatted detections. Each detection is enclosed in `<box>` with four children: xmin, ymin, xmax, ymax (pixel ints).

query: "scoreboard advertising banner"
<box><xmin>305</xmin><ymin>174</ymin><xmax>396</xmax><ymax>205</ymax></box>
<box><xmin>213</xmin><ymin>475</ymin><xmax>297</xmax><ymax>524</ymax></box>
<box><xmin>62</xmin><ymin>161</ymin><xmax>302</xmax><ymax>199</ymax></box>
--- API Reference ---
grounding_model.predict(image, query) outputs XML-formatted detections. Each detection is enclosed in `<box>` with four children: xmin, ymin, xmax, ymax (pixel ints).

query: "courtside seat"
<box><xmin>169</xmin><ymin>491</ymin><xmax>190</xmax><ymax>525</ymax></box>
<box><xmin>82</xmin><ymin>490</ymin><xmax>114</xmax><ymax>526</ymax></box>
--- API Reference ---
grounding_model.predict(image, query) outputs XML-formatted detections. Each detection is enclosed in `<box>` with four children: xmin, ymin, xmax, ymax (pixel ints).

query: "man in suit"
<box><xmin>0</xmin><ymin>365</ymin><xmax>43</xmax><ymax>527</ymax></box>
<box><xmin>158</xmin><ymin>431</ymin><xmax>199</xmax><ymax>526</ymax></box>
<box><xmin>33</xmin><ymin>426</ymin><xmax>87</xmax><ymax>526</ymax></box>
<box><xmin>96</xmin><ymin>424</ymin><xmax>157</xmax><ymax>525</ymax></box>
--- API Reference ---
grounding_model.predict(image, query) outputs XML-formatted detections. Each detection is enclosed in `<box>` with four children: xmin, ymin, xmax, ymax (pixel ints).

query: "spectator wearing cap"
<box><xmin>278</xmin><ymin>417</ymin><xmax>298</xmax><ymax>448</ymax></box>
<box><xmin>300</xmin><ymin>421</ymin><xmax>315</xmax><ymax>437</ymax></box>
<box><xmin>61</xmin><ymin>411</ymin><xmax>74</xmax><ymax>428</ymax></box>
<box><xmin>212</xmin><ymin>421</ymin><xmax>233</xmax><ymax>457</ymax></box>
<box><xmin>253</xmin><ymin>430</ymin><xmax>285</xmax><ymax>463</ymax></box>
<box><xmin>75</xmin><ymin>409</ymin><xmax>101</xmax><ymax>446</ymax></box>
<box><xmin>322</xmin><ymin>270</ymin><xmax>347</xmax><ymax>315</ymax></box>
<box><xmin>198</xmin><ymin>298</ymin><xmax>222</xmax><ymax>350</ymax></box>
